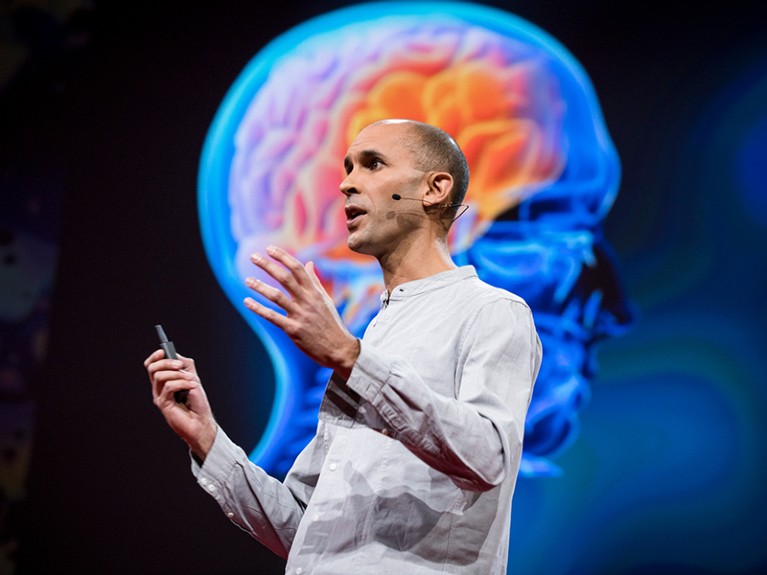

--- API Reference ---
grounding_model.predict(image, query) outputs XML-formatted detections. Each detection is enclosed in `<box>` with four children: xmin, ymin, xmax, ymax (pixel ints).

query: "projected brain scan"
<box><xmin>199</xmin><ymin>2</ymin><xmax>634</xmax><ymax>477</ymax></box>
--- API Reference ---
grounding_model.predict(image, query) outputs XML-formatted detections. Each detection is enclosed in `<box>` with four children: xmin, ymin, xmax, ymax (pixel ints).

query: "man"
<box><xmin>145</xmin><ymin>119</ymin><xmax>542</xmax><ymax>574</ymax></box>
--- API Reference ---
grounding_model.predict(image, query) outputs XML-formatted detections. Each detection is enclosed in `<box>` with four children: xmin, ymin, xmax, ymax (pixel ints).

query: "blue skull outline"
<box><xmin>198</xmin><ymin>1</ymin><xmax>635</xmax><ymax>478</ymax></box>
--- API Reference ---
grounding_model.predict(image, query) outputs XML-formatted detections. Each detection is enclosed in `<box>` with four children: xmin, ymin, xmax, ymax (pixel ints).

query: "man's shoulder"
<box><xmin>460</xmin><ymin>272</ymin><xmax>530</xmax><ymax>308</ymax></box>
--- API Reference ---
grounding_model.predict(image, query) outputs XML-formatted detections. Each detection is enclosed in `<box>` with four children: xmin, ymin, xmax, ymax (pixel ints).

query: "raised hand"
<box><xmin>243</xmin><ymin>245</ymin><xmax>360</xmax><ymax>378</ymax></box>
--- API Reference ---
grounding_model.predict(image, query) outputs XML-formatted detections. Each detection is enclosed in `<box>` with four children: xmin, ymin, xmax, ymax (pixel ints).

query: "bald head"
<box><xmin>368</xmin><ymin>119</ymin><xmax>470</xmax><ymax>207</ymax></box>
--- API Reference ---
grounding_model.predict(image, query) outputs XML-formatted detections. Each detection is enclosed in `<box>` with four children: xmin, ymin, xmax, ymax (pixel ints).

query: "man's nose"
<box><xmin>340</xmin><ymin>174</ymin><xmax>358</xmax><ymax>197</ymax></box>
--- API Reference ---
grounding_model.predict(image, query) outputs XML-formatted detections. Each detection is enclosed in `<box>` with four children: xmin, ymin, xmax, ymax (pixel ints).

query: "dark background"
<box><xmin>2</xmin><ymin>1</ymin><xmax>766</xmax><ymax>574</ymax></box>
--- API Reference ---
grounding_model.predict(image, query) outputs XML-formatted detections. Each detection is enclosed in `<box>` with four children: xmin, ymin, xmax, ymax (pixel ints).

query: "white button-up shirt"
<box><xmin>193</xmin><ymin>266</ymin><xmax>541</xmax><ymax>574</ymax></box>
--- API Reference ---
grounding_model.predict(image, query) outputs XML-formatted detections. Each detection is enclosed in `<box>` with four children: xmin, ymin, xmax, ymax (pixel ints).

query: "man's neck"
<box><xmin>379</xmin><ymin>241</ymin><xmax>457</xmax><ymax>294</ymax></box>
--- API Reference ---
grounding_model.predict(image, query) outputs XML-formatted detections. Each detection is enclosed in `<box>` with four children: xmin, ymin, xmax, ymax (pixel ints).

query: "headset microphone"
<box><xmin>390</xmin><ymin>194</ymin><xmax>469</xmax><ymax>220</ymax></box>
<box><xmin>391</xmin><ymin>194</ymin><xmax>432</xmax><ymax>203</ymax></box>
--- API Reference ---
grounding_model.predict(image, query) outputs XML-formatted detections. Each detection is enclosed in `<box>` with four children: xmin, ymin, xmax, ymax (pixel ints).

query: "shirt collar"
<box><xmin>380</xmin><ymin>265</ymin><xmax>477</xmax><ymax>304</ymax></box>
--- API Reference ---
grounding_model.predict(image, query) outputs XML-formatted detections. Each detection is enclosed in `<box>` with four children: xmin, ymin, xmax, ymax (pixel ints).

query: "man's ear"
<box><xmin>425</xmin><ymin>172</ymin><xmax>453</xmax><ymax>206</ymax></box>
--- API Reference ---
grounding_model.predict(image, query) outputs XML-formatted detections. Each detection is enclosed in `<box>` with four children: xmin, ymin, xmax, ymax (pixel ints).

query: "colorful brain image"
<box><xmin>199</xmin><ymin>1</ymin><xmax>634</xmax><ymax>477</ymax></box>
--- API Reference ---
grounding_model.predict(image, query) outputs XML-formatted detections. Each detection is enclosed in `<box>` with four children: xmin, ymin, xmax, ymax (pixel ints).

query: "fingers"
<box><xmin>245</xmin><ymin>276</ymin><xmax>292</xmax><ymax>311</ymax></box>
<box><xmin>243</xmin><ymin>294</ymin><xmax>289</xmax><ymax>330</ymax></box>
<box><xmin>244</xmin><ymin>245</ymin><xmax>333</xmax><ymax>334</ymax></box>
<box><xmin>144</xmin><ymin>348</ymin><xmax>165</xmax><ymax>367</ymax></box>
<box><xmin>155</xmin><ymin>369</ymin><xmax>195</xmax><ymax>401</ymax></box>
<box><xmin>246</xmin><ymin>246</ymin><xmax>318</xmax><ymax>321</ymax></box>
<box><xmin>145</xmin><ymin>351</ymin><xmax>187</xmax><ymax>374</ymax></box>
<box><xmin>145</xmin><ymin>351</ymin><xmax>196</xmax><ymax>399</ymax></box>
<box><xmin>249</xmin><ymin>246</ymin><xmax>313</xmax><ymax>296</ymax></box>
<box><xmin>149</xmin><ymin>362</ymin><xmax>197</xmax><ymax>405</ymax></box>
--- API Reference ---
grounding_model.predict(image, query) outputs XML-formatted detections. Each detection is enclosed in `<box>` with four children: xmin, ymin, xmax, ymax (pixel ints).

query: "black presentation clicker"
<box><xmin>155</xmin><ymin>324</ymin><xmax>188</xmax><ymax>403</ymax></box>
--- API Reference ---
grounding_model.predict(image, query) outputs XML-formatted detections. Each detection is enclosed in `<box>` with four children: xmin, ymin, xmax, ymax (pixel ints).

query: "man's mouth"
<box><xmin>345</xmin><ymin>205</ymin><xmax>367</xmax><ymax>227</ymax></box>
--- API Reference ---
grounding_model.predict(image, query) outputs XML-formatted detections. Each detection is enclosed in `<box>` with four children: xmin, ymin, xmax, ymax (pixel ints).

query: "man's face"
<box><xmin>341</xmin><ymin>122</ymin><xmax>430</xmax><ymax>258</ymax></box>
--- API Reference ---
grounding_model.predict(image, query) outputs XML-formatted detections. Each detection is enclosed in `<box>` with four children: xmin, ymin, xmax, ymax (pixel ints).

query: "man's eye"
<box><xmin>369</xmin><ymin>159</ymin><xmax>381</xmax><ymax>169</ymax></box>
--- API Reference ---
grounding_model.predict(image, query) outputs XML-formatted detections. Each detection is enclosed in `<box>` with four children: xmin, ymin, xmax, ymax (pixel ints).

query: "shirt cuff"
<box><xmin>190</xmin><ymin>426</ymin><xmax>246</xmax><ymax>490</ymax></box>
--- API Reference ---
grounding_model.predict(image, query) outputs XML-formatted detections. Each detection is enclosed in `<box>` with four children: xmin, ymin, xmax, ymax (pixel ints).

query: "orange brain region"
<box><xmin>349</xmin><ymin>58</ymin><xmax>566</xmax><ymax>246</ymax></box>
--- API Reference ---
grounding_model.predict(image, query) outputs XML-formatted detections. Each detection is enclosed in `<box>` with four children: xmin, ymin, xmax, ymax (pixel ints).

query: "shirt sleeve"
<box><xmin>191</xmin><ymin>425</ymin><xmax>324</xmax><ymax>558</ymax></box>
<box><xmin>343</xmin><ymin>297</ymin><xmax>542</xmax><ymax>492</ymax></box>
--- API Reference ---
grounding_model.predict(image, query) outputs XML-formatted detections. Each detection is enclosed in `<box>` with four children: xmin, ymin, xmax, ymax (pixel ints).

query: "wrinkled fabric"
<box><xmin>193</xmin><ymin>266</ymin><xmax>541</xmax><ymax>574</ymax></box>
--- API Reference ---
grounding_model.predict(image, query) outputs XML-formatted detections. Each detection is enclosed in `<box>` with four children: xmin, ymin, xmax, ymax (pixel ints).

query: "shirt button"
<box><xmin>207</xmin><ymin>484</ymin><xmax>216</xmax><ymax>492</ymax></box>
<box><xmin>200</xmin><ymin>477</ymin><xmax>208</xmax><ymax>485</ymax></box>
<box><xmin>328</xmin><ymin>462</ymin><xmax>337</xmax><ymax>471</ymax></box>
<box><xmin>312</xmin><ymin>514</ymin><xmax>320</xmax><ymax>522</ymax></box>
<box><xmin>295</xmin><ymin>568</ymin><xmax>303</xmax><ymax>574</ymax></box>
